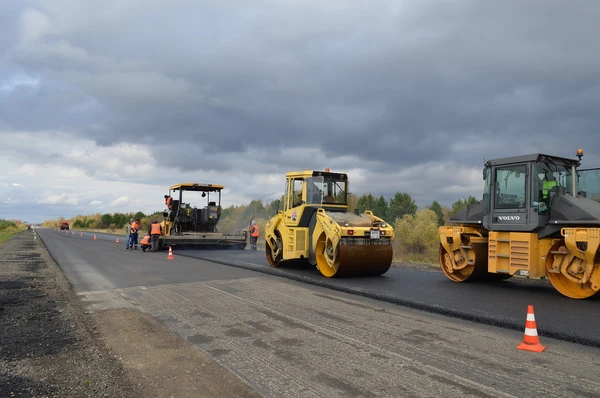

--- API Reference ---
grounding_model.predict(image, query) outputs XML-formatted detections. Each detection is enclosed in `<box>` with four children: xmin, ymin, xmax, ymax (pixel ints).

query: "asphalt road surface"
<box><xmin>181</xmin><ymin>248</ymin><xmax>600</xmax><ymax>347</ymax></box>
<box><xmin>39</xmin><ymin>229</ymin><xmax>600</xmax><ymax>397</ymax></box>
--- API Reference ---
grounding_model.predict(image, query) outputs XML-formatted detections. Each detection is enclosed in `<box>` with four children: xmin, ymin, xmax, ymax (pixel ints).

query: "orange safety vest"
<box><xmin>151</xmin><ymin>223</ymin><xmax>162</xmax><ymax>235</ymax></box>
<box><xmin>165</xmin><ymin>196</ymin><xmax>173</xmax><ymax>209</ymax></box>
<box><xmin>140</xmin><ymin>235</ymin><xmax>150</xmax><ymax>245</ymax></box>
<box><xmin>131</xmin><ymin>221</ymin><xmax>139</xmax><ymax>232</ymax></box>
<box><xmin>251</xmin><ymin>225</ymin><xmax>259</xmax><ymax>237</ymax></box>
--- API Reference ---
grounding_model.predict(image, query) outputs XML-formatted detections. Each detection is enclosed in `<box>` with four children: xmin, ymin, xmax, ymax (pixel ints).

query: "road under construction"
<box><xmin>30</xmin><ymin>227</ymin><xmax>600</xmax><ymax>397</ymax></box>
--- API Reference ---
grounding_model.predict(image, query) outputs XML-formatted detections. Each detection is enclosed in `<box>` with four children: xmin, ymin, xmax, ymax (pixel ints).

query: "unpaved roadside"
<box><xmin>0</xmin><ymin>230</ymin><xmax>261</xmax><ymax>397</ymax></box>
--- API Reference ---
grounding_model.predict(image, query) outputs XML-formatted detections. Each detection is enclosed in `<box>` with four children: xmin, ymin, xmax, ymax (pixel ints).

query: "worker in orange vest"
<box><xmin>149</xmin><ymin>220</ymin><xmax>163</xmax><ymax>252</ymax></box>
<box><xmin>139</xmin><ymin>235</ymin><xmax>151</xmax><ymax>252</ymax></box>
<box><xmin>126</xmin><ymin>218</ymin><xmax>140</xmax><ymax>250</ymax></box>
<box><xmin>249</xmin><ymin>220</ymin><xmax>259</xmax><ymax>251</ymax></box>
<box><xmin>164</xmin><ymin>195</ymin><xmax>173</xmax><ymax>209</ymax></box>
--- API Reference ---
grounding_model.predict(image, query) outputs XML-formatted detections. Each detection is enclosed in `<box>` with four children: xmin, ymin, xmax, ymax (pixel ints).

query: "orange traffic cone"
<box><xmin>116</xmin><ymin>237</ymin><xmax>120</xmax><ymax>244</ymax></box>
<box><xmin>93</xmin><ymin>234</ymin><xmax>97</xmax><ymax>240</ymax></box>
<box><xmin>517</xmin><ymin>305</ymin><xmax>546</xmax><ymax>352</ymax></box>
<box><xmin>167</xmin><ymin>246</ymin><xmax>174</xmax><ymax>260</ymax></box>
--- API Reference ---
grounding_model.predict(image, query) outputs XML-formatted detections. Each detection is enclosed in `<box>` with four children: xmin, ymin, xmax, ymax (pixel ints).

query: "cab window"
<box><xmin>494</xmin><ymin>165</ymin><xmax>526</xmax><ymax>209</ymax></box>
<box><xmin>291</xmin><ymin>179</ymin><xmax>304</xmax><ymax>208</ymax></box>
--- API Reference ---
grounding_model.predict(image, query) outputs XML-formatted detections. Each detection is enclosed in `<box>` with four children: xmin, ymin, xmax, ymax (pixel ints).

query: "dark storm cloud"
<box><xmin>2</xmin><ymin>0</ymin><xmax>600</xmax><ymax>173</ymax></box>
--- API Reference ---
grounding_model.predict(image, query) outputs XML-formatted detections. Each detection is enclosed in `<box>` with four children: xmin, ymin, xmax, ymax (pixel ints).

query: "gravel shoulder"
<box><xmin>0</xmin><ymin>230</ymin><xmax>261</xmax><ymax>397</ymax></box>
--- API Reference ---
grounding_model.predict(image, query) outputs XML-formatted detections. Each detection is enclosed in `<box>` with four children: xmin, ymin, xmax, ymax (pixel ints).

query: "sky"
<box><xmin>1</xmin><ymin>0</ymin><xmax>600</xmax><ymax>223</ymax></box>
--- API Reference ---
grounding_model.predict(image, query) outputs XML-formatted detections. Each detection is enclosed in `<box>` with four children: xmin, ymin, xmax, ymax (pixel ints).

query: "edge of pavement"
<box><xmin>12</xmin><ymin>229</ymin><xmax>263</xmax><ymax>398</ymax></box>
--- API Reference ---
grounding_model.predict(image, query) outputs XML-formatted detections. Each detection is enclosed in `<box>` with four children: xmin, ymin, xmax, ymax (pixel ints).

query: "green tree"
<box><xmin>246</xmin><ymin>199</ymin><xmax>266</xmax><ymax>220</ymax></box>
<box><xmin>357</xmin><ymin>194</ymin><xmax>377</xmax><ymax>214</ymax></box>
<box><xmin>374</xmin><ymin>196</ymin><xmax>389</xmax><ymax>219</ymax></box>
<box><xmin>267</xmin><ymin>199</ymin><xmax>281</xmax><ymax>216</ymax></box>
<box><xmin>429</xmin><ymin>200</ymin><xmax>444</xmax><ymax>226</ymax></box>
<box><xmin>0</xmin><ymin>219</ymin><xmax>17</xmax><ymax>230</ymax></box>
<box><xmin>113</xmin><ymin>213</ymin><xmax>127</xmax><ymax>228</ymax></box>
<box><xmin>393</xmin><ymin>209</ymin><xmax>439</xmax><ymax>262</ymax></box>
<box><xmin>100</xmin><ymin>213</ymin><xmax>113</xmax><ymax>228</ymax></box>
<box><xmin>387</xmin><ymin>192</ymin><xmax>417</xmax><ymax>222</ymax></box>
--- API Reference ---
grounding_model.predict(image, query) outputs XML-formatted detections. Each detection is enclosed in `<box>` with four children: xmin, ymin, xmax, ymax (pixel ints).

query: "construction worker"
<box><xmin>164</xmin><ymin>194</ymin><xmax>173</xmax><ymax>209</ymax></box>
<box><xmin>249</xmin><ymin>220</ymin><xmax>259</xmax><ymax>251</ymax></box>
<box><xmin>124</xmin><ymin>218</ymin><xmax>132</xmax><ymax>240</ymax></box>
<box><xmin>139</xmin><ymin>234</ymin><xmax>151</xmax><ymax>252</ymax></box>
<box><xmin>133</xmin><ymin>219</ymin><xmax>140</xmax><ymax>249</ymax></box>
<box><xmin>149</xmin><ymin>220</ymin><xmax>163</xmax><ymax>252</ymax></box>
<box><xmin>126</xmin><ymin>218</ymin><xmax>139</xmax><ymax>250</ymax></box>
<box><xmin>542</xmin><ymin>173</ymin><xmax>558</xmax><ymax>199</ymax></box>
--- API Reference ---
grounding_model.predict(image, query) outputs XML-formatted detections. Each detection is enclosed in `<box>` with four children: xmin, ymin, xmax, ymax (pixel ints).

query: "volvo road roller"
<box><xmin>264</xmin><ymin>169</ymin><xmax>394</xmax><ymax>277</ymax></box>
<box><xmin>439</xmin><ymin>149</ymin><xmax>600</xmax><ymax>299</ymax></box>
<box><xmin>159</xmin><ymin>183</ymin><xmax>247</xmax><ymax>250</ymax></box>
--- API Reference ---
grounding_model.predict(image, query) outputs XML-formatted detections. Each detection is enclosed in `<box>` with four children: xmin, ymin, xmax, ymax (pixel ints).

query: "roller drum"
<box><xmin>316</xmin><ymin>243</ymin><xmax>393</xmax><ymax>277</ymax></box>
<box><xmin>439</xmin><ymin>238</ymin><xmax>490</xmax><ymax>282</ymax></box>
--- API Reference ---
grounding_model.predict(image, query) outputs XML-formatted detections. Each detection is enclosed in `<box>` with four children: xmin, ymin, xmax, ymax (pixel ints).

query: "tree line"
<box><xmin>42</xmin><ymin>192</ymin><xmax>480</xmax><ymax>264</ymax></box>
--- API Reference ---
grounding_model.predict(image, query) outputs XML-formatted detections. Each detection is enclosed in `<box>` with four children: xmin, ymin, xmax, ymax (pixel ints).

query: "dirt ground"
<box><xmin>0</xmin><ymin>230</ymin><xmax>261</xmax><ymax>397</ymax></box>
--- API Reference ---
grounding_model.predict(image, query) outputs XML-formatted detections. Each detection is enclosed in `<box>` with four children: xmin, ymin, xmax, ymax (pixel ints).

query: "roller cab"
<box><xmin>265</xmin><ymin>169</ymin><xmax>394</xmax><ymax>277</ymax></box>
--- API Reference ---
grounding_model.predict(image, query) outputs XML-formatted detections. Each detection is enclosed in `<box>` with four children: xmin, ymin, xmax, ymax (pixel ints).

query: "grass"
<box><xmin>0</xmin><ymin>226</ymin><xmax>28</xmax><ymax>247</ymax></box>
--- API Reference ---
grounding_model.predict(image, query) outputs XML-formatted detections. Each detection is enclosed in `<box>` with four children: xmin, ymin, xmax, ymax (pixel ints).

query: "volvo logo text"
<box><xmin>498</xmin><ymin>216</ymin><xmax>521</xmax><ymax>221</ymax></box>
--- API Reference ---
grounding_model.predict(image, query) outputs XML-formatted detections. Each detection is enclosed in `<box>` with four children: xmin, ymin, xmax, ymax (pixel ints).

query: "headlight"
<box><xmin>380</xmin><ymin>222</ymin><xmax>386</xmax><ymax>228</ymax></box>
<box><xmin>344</xmin><ymin>220</ymin><xmax>350</xmax><ymax>227</ymax></box>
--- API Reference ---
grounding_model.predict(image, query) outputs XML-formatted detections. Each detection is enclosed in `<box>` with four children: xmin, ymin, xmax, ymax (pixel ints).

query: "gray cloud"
<box><xmin>2</xmin><ymin>0</ymin><xmax>600</xmax><ymax>222</ymax></box>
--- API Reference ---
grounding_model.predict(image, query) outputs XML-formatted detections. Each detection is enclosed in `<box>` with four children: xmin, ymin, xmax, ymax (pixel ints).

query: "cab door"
<box><xmin>283</xmin><ymin>177</ymin><xmax>304</xmax><ymax>228</ymax></box>
<box><xmin>489</xmin><ymin>163</ymin><xmax>529</xmax><ymax>230</ymax></box>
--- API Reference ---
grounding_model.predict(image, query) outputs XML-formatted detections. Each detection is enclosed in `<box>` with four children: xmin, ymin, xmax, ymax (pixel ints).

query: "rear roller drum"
<box><xmin>439</xmin><ymin>236</ymin><xmax>489</xmax><ymax>282</ymax></box>
<box><xmin>315</xmin><ymin>233</ymin><xmax>393</xmax><ymax>278</ymax></box>
<box><xmin>546</xmin><ymin>242</ymin><xmax>599</xmax><ymax>299</ymax></box>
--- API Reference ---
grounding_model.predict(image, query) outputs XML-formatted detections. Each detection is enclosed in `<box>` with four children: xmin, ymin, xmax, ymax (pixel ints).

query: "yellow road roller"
<box><xmin>265</xmin><ymin>169</ymin><xmax>394</xmax><ymax>277</ymax></box>
<box><xmin>439</xmin><ymin>149</ymin><xmax>600</xmax><ymax>299</ymax></box>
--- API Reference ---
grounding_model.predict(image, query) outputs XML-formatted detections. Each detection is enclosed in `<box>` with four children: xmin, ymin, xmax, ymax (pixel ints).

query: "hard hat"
<box><xmin>130</xmin><ymin>218</ymin><xmax>134</xmax><ymax>221</ymax></box>
<box><xmin>251</xmin><ymin>220</ymin><xmax>256</xmax><ymax>225</ymax></box>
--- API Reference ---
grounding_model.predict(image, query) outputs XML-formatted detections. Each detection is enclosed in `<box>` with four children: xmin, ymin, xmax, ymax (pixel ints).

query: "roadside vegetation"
<box><xmin>0</xmin><ymin>219</ymin><xmax>28</xmax><ymax>246</ymax></box>
<box><xmin>42</xmin><ymin>192</ymin><xmax>480</xmax><ymax>265</ymax></box>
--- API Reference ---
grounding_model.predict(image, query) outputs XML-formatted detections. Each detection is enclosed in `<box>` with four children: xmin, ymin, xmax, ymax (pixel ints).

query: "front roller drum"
<box><xmin>315</xmin><ymin>234</ymin><xmax>393</xmax><ymax>277</ymax></box>
<box><xmin>546</xmin><ymin>242</ymin><xmax>600</xmax><ymax>299</ymax></box>
<box><xmin>439</xmin><ymin>236</ymin><xmax>491</xmax><ymax>282</ymax></box>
